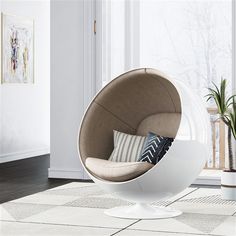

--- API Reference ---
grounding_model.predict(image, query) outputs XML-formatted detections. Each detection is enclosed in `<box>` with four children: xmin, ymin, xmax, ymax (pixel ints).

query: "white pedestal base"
<box><xmin>104</xmin><ymin>203</ymin><xmax>182</xmax><ymax>219</ymax></box>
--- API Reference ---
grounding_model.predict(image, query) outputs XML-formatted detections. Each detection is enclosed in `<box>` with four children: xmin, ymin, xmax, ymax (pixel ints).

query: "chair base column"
<box><xmin>104</xmin><ymin>203</ymin><xmax>182</xmax><ymax>219</ymax></box>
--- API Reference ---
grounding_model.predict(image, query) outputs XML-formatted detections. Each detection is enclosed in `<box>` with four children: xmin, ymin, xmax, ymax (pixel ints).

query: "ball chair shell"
<box><xmin>78</xmin><ymin>68</ymin><xmax>210</xmax><ymax>204</ymax></box>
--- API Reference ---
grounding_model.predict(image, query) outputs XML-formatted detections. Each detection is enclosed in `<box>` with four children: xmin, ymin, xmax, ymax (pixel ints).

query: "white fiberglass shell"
<box><xmin>78</xmin><ymin>68</ymin><xmax>210</xmax><ymax>204</ymax></box>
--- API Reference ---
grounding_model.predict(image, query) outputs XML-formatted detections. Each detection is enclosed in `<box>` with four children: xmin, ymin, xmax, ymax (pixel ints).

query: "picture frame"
<box><xmin>1</xmin><ymin>13</ymin><xmax>34</xmax><ymax>84</ymax></box>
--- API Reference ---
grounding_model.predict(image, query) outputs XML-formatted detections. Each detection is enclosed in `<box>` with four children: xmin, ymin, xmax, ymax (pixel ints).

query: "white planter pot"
<box><xmin>221</xmin><ymin>171</ymin><xmax>236</xmax><ymax>200</ymax></box>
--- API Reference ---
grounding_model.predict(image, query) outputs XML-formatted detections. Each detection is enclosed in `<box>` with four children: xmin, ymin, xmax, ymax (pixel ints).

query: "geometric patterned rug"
<box><xmin>1</xmin><ymin>182</ymin><xmax>236</xmax><ymax>235</ymax></box>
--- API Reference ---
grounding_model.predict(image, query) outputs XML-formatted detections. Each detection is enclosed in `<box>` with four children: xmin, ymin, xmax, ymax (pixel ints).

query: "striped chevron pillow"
<box><xmin>109</xmin><ymin>130</ymin><xmax>146</xmax><ymax>162</ymax></box>
<box><xmin>138</xmin><ymin>132</ymin><xmax>174</xmax><ymax>164</ymax></box>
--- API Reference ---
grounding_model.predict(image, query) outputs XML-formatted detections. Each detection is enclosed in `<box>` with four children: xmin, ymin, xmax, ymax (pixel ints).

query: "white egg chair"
<box><xmin>78</xmin><ymin>68</ymin><xmax>210</xmax><ymax>219</ymax></box>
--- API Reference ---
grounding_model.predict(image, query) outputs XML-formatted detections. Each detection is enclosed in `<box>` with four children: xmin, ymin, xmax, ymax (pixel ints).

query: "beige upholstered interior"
<box><xmin>79</xmin><ymin>68</ymin><xmax>182</xmax><ymax>181</ymax></box>
<box><xmin>137</xmin><ymin>113</ymin><xmax>181</xmax><ymax>137</ymax></box>
<box><xmin>86</xmin><ymin>158</ymin><xmax>154</xmax><ymax>182</ymax></box>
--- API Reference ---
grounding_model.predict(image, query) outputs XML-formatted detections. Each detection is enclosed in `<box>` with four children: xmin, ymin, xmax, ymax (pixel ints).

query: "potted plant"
<box><xmin>206</xmin><ymin>79</ymin><xmax>236</xmax><ymax>200</ymax></box>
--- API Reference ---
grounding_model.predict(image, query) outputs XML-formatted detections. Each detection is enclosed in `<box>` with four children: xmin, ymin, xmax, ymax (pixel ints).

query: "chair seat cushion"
<box><xmin>85</xmin><ymin>157</ymin><xmax>154</xmax><ymax>182</ymax></box>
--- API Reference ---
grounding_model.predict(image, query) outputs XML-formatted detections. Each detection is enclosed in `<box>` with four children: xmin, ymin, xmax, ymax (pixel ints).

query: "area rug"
<box><xmin>0</xmin><ymin>182</ymin><xmax>236</xmax><ymax>236</ymax></box>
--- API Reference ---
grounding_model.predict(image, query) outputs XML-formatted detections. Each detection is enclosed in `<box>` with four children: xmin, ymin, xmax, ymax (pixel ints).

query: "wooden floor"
<box><xmin>0</xmin><ymin>155</ymin><xmax>87</xmax><ymax>204</ymax></box>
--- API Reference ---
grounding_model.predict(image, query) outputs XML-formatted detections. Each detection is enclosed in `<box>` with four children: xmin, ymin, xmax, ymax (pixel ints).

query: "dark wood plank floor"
<box><xmin>0</xmin><ymin>155</ymin><xmax>90</xmax><ymax>204</ymax></box>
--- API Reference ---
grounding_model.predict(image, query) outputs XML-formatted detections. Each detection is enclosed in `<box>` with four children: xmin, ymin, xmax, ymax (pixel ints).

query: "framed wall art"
<box><xmin>1</xmin><ymin>13</ymin><xmax>34</xmax><ymax>83</ymax></box>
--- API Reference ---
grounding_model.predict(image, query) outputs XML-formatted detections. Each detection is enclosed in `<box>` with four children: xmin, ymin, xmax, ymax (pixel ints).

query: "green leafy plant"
<box><xmin>206</xmin><ymin>79</ymin><xmax>236</xmax><ymax>171</ymax></box>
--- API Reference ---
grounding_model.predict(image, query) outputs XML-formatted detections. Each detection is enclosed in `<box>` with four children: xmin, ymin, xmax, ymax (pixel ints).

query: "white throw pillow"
<box><xmin>109</xmin><ymin>130</ymin><xmax>146</xmax><ymax>162</ymax></box>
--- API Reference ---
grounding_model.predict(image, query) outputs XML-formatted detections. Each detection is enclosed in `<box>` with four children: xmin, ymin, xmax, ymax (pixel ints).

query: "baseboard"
<box><xmin>48</xmin><ymin>168</ymin><xmax>84</xmax><ymax>179</ymax></box>
<box><xmin>0</xmin><ymin>147</ymin><xmax>50</xmax><ymax>163</ymax></box>
<box><xmin>193</xmin><ymin>176</ymin><xmax>221</xmax><ymax>186</ymax></box>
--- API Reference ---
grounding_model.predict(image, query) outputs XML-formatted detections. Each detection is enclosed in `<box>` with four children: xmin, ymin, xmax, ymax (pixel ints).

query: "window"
<box><xmin>140</xmin><ymin>0</ymin><xmax>232</xmax><ymax>104</ymax></box>
<box><xmin>96</xmin><ymin>0</ymin><xmax>233</xmax><ymax>171</ymax></box>
<box><xmin>99</xmin><ymin>0</ymin><xmax>232</xmax><ymax>105</ymax></box>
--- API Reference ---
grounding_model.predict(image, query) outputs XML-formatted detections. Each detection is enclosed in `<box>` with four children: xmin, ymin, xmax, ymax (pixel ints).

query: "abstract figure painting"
<box><xmin>1</xmin><ymin>14</ymin><xmax>34</xmax><ymax>83</ymax></box>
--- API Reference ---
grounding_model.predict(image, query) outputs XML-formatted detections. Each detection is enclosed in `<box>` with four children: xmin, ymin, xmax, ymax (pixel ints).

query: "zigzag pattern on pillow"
<box><xmin>138</xmin><ymin>132</ymin><xmax>173</xmax><ymax>165</ymax></box>
<box><xmin>139</xmin><ymin>135</ymin><xmax>164</xmax><ymax>163</ymax></box>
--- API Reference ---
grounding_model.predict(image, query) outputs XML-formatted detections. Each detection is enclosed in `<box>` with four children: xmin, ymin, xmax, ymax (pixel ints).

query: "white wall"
<box><xmin>49</xmin><ymin>0</ymin><xmax>88</xmax><ymax>179</ymax></box>
<box><xmin>0</xmin><ymin>0</ymin><xmax>50</xmax><ymax>163</ymax></box>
